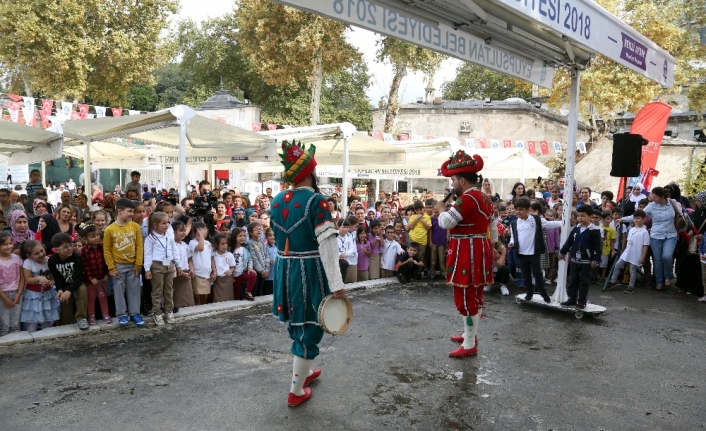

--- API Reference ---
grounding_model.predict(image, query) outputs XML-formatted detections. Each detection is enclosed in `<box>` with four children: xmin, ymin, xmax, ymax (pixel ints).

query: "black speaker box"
<box><xmin>610</xmin><ymin>133</ymin><xmax>647</xmax><ymax>177</ymax></box>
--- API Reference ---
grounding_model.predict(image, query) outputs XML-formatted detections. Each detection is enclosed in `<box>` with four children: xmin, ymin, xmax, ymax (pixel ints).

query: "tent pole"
<box><xmin>179</xmin><ymin>122</ymin><xmax>187</xmax><ymax>199</ymax></box>
<box><xmin>83</xmin><ymin>142</ymin><xmax>91</xmax><ymax>192</ymax></box>
<box><xmin>553</xmin><ymin>68</ymin><xmax>580</xmax><ymax>303</ymax></box>
<box><xmin>375</xmin><ymin>178</ymin><xmax>379</xmax><ymax>203</ymax></box>
<box><xmin>520</xmin><ymin>145</ymin><xmax>526</xmax><ymax>184</ymax></box>
<box><xmin>41</xmin><ymin>160</ymin><xmax>46</xmax><ymax>189</ymax></box>
<box><xmin>342</xmin><ymin>136</ymin><xmax>350</xmax><ymax>214</ymax></box>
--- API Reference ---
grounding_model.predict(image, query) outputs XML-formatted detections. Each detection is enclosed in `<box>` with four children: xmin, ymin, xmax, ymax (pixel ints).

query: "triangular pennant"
<box><xmin>7</xmin><ymin>103</ymin><xmax>20</xmax><ymax>122</ymax></box>
<box><xmin>61</xmin><ymin>101</ymin><xmax>73</xmax><ymax>118</ymax></box>
<box><xmin>540</xmin><ymin>140</ymin><xmax>549</xmax><ymax>154</ymax></box>
<box><xmin>78</xmin><ymin>104</ymin><xmax>89</xmax><ymax>119</ymax></box>
<box><xmin>478</xmin><ymin>138</ymin><xmax>487</xmax><ymax>148</ymax></box>
<box><xmin>5</xmin><ymin>94</ymin><xmax>22</xmax><ymax>102</ymax></box>
<box><xmin>22</xmin><ymin>97</ymin><xmax>34</xmax><ymax>112</ymax></box>
<box><xmin>22</xmin><ymin>107</ymin><xmax>36</xmax><ymax>126</ymax></box>
<box><xmin>527</xmin><ymin>140</ymin><xmax>536</xmax><ymax>154</ymax></box>
<box><xmin>111</xmin><ymin>108</ymin><xmax>122</xmax><ymax>117</ymax></box>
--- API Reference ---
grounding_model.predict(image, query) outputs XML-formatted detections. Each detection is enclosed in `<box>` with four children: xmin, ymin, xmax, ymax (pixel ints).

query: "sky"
<box><xmin>176</xmin><ymin>0</ymin><xmax>461</xmax><ymax>104</ymax></box>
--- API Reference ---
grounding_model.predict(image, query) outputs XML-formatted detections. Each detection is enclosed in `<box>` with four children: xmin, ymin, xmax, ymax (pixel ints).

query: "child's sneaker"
<box><xmin>77</xmin><ymin>319</ymin><xmax>89</xmax><ymax>330</ymax></box>
<box><xmin>576</xmin><ymin>301</ymin><xmax>586</xmax><ymax>310</ymax></box>
<box><xmin>483</xmin><ymin>285</ymin><xmax>491</xmax><ymax>292</ymax></box>
<box><xmin>118</xmin><ymin>315</ymin><xmax>129</xmax><ymax>328</ymax></box>
<box><xmin>397</xmin><ymin>274</ymin><xmax>406</xmax><ymax>284</ymax></box>
<box><xmin>154</xmin><ymin>314</ymin><xmax>165</xmax><ymax>326</ymax></box>
<box><xmin>131</xmin><ymin>314</ymin><xmax>146</xmax><ymax>328</ymax></box>
<box><xmin>698</xmin><ymin>296</ymin><xmax>706</xmax><ymax>302</ymax></box>
<box><xmin>561</xmin><ymin>299</ymin><xmax>577</xmax><ymax>306</ymax></box>
<box><xmin>624</xmin><ymin>287</ymin><xmax>635</xmax><ymax>294</ymax></box>
<box><xmin>500</xmin><ymin>286</ymin><xmax>509</xmax><ymax>296</ymax></box>
<box><xmin>103</xmin><ymin>315</ymin><xmax>112</xmax><ymax>324</ymax></box>
<box><xmin>165</xmin><ymin>312</ymin><xmax>175</xmax><ymax>324</ymax></box>
<box><xmin>87</xmin><ymin>315</ymin><xmax>97</xmax><ymax>326</ymax></box>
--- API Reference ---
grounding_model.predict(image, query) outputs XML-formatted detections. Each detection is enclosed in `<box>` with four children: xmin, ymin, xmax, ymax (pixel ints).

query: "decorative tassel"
<box><xmin>284</xmin><ymin>238</ymin><xmax>290</xmax><ymax>256</ymax></box>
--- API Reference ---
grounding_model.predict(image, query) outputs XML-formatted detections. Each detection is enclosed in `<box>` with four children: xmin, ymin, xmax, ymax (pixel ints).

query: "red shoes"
<box><xmin>288</xmin><ymin>387</ymin><xmax>312</xmax><ymax>407</ymax></box>
<box><xmin>450</xmin><ymin>335</ymin><xmax>478</xmax><ymax>346</ymax></box>
<box><xmin>303</xmin><ymin>368</ymin><xmax>321</xmax><ymax>387</ymax></box>
<box><xmin>449</xmin><ymin>345</ymin><xmax>478</xmax><ymax>357</ymax></box>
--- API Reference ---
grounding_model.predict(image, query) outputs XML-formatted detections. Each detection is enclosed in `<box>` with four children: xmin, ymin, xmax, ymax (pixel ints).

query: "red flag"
<box><xmin>41</xmin><ymin>99</ymin><xmax>54</xmax><ymax>117</ymax></box>
<box><xmin>617</xmin><ymin>102</ymin><xmax>672</xmax><ymax>196</ymax></box>
<box><xmin>267</xmin><ymin>123</ymin><xmax>277</xmax><ymax>130</ymax></box>
<box><xmin>251</xmin><ymin>122</ymin><xmax>261</xmax><ymax>132</ymax></box>
<box><xmin>503</xmin><ymin>139</ymin><xmax>512</xmax><ymax>148</ymax></box>
<box><xmin>78</xmin><ymin>104</ymin><xmax>89</xmax><ymax>119</ymax></box>
<box><xmin>425</xmin><ymin>135</ymin><xmax>436</xmax><ymax>139</ymax></box>
<box><xmin>527</xmin><ymin>140</ymin><xmax>536</xmax><ymax>154</ymax></box>
<box><xmin>71</xmin><ymin>111</ymin><xmax>81</xmax><ymax>120</ymax></box>
<box><xmin>398</xmin><ymin>133</ymin><xmax>409</xmax><ymax>140</ymax></box>
<box><xmin>5</xmin><ymin>94</ymin><xmax>22</xmax><ymax>102</ymax></box>
<box><xmin>111</xmin><ymin>108</ymin><xmax>123</xmax><ymax>117</ymax></box>
<box><xmin>540</xmin><ymin>140</ymin><xmax>549</xmax><ymax>155</ymax></box>
<box><xmin>478</xmin><ymin>138</ymin><xmax>487</xmax><ymax>148</ymax></box>
<box><xmin>372</xmin><ymin>132</ymin><xmax>384</xmax><ymax>140</ymax></box>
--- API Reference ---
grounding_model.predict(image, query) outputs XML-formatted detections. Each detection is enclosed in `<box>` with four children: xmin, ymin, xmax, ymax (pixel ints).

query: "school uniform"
<box><xmin>559</xmin><ymin>224</ymin><xmax>602</xmax><ymax>304</ymax></box>
<box><xmin>509</xmin><ymin>215</ymin><xmax>562</xmax><ymax>300</ymax></box>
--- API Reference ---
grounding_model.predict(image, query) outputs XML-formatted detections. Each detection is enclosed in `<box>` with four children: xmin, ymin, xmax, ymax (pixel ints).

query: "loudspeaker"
<box><xmin>610</xmin><ymin>133</ymin><xmax>647</xmax><ymax>177</ymax></box>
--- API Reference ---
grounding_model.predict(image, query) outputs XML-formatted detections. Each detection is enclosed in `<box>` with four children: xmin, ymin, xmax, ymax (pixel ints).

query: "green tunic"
<box><xmin>271</xmin><ymin>187</ymin><xmax>337</xmax><ymax>359</ymax></box>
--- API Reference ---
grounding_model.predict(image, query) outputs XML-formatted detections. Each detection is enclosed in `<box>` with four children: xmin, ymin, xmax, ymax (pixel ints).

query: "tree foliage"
<box><xmin>680</xmin><ymin>153</ymin><xmax>706</xmax><ymax>197</ymax></box>
<box><xmin>441</xmin><ymin>63</ymin><xmax>533</xmax><ymax>100</ymax></box>
<box><xmin>236</xmin><ymin>0</ymin><xmax>359</xmax><ymax>125</ymax></box>
<box><xmin>687</xmin><ymin>82</ymin><xmax>706</xmax><ymax>129</ymax></box>
<box><xmin>544</xmin><ymin>0</ymin><xmax>705</xmax><ymax>124</ymax></box>
<box><xmin>0</xmin><ymin>0</ymin><xmax>178</xmax><ymax>104</ymax></box>
<box><xmin>376</xmin><ymin>37</ymin><xmax>445</xmax><ymax>132</ymax></box>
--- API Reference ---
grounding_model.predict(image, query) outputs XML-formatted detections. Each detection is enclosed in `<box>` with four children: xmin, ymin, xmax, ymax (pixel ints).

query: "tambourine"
<box><xmin>318</xmin><ymin>294</ymin><xmax>353</xmax><ymax>336</ymax></box>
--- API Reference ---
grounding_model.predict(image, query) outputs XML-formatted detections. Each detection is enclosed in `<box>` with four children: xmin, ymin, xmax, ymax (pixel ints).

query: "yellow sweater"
<box><xmin>408</xmin><ymin>213</ymin><xmax>431</xmax><ymax>245</ymax></box>
<box><xmin>103</xmin><ymin>221</ymin><xmax>143</xmax><ymax>270</ymax></box>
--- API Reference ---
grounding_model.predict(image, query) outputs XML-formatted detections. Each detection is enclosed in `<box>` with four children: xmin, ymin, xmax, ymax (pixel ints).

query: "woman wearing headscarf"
<box><xmin>28</xmin><ymin>199</ymin><xmax>49</xmax><ymax>233</ymax></box>
<box><xmin>9</xmin><ymin>210</ymin><xmax>34</xmax><ymax>246</ymax></box>
<box><xmin>676</xmin><ymin>190</ymin><xmax>706</xmax><ymax>297</ymax></box>
<box><xmin>35</xmin><ymin>214</ymin><xmax>61</xmax><ymax>255</ymax></box>
<box><xmin>621</xmin><ymin>183</ymin><xmax>645</xmax><ymax>217</ymax></box>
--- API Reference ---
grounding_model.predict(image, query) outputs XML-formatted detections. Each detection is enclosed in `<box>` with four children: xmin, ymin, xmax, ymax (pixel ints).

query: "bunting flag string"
<box><xmin>0</xmin><ymin>93</ymin><xmax>148</xmax><ymax>122</ymax></box>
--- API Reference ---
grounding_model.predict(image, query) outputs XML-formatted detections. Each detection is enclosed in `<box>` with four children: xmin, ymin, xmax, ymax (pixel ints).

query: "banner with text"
<box><xmin>276</xmin><ymin>0</ymin><xmax>555</xmax><ymax>88</ymax></box>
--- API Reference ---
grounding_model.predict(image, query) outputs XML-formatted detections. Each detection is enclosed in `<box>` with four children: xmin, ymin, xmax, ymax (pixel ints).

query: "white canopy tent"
<box><xmin>276</xmin><ymin>0</ymin><xmax>677</xmax><ymax>299</ymax></box>
<box><xmin>0</xmin><ymin>120</ymin><xmax>64</xmax><ymax>165</ymax></box>
<box><xmin>60</xmin><ymin>106</ymin><xmax>277</xmax><ymax>198</ymax></box>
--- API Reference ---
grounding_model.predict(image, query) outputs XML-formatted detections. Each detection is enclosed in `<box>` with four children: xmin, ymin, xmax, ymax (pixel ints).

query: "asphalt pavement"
<box><xmin>1</xmin><ymin>280</ymin><xmax>705</xmax><ymax>431</ymax></box>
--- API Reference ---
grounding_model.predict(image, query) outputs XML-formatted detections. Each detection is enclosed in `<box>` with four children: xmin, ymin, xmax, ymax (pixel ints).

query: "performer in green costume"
<box><xmin>271</xmin><ymin>140</ymin><xmax>347</xmax><ymax>407</ymax></box>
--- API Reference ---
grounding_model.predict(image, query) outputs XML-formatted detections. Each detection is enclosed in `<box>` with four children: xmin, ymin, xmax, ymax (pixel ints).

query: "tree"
<box><xmin>153</xmin><ymin>64</ymin><xmax>192</xmax><ymax>109</ymax></box>
<box><xmin>687</xmin><ymin>82</ymin><xmax>706</xmax><ymax>129</ymax></box>
<box><xmin>441</xmin><ymin>63</ymin><xmax>533</xmax><ymax>101</ymax></box>
<box><xmin>0</xmin><ymin>0</ymin><xmax>177</xmax><ymax>105</ymax></box>
<box><xmin>261</xmin><ymin>62</ymin><xmax>373</xmax><ymax>130</ymax></box>
<box><xmin>681</xmin><ymin>153</ymin><xmax>706</xmax><ymax>197</ymax></box>
<box><xmin>376</xmin><ymin>37</ymin><xmax>445</xmax><ymax>133</ymax></box>
<box><xmin>236</xmin><ymin>0</ymin><xmax>359</xmax><ymax>125</ymax></box>
<box><xmin>127</xmin><ymin>85</ymin><xmax>159</xmax><ymax>112</ymax></box>
<box><xmin>543</xmin><ymin>0</ymin><xmax>705</xmax><ymax>129</ymax></box>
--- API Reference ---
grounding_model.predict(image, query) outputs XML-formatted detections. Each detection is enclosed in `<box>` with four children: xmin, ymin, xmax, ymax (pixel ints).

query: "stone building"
<box><xmin>371</xmin><ymin>92</ymin><xmax>592</xmax><ymax>196</ymax></box>
<box><xmin>195</xmin><ymin>88</ymin><xmax>262</xmax><ymax>126</ymax></box>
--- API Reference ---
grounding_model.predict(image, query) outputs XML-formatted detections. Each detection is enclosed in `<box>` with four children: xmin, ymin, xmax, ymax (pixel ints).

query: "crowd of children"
<box><xmin>2</xmin><ymin>174</ymin><xmax>705</xmax><ymax>339</ymax></box>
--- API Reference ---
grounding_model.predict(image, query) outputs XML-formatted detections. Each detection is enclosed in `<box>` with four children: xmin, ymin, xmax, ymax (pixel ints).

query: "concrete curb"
<box><xmin>0</xmin><ymin>277</ymin><xmax>400</xmax><ymax>346</ymax></box>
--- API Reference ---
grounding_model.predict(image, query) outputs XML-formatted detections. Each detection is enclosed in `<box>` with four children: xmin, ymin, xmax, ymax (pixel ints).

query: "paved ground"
<box><xmin>1</xmin><ymin>280</ymin><xmax>705</xmax><ymax>431</ymax></box>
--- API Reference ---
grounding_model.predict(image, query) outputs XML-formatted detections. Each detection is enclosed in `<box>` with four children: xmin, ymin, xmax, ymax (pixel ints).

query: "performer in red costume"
<box><xmin>435</xmin><ymin>150</ymin><xmax>497</xmax><ymax>357</ymax></box>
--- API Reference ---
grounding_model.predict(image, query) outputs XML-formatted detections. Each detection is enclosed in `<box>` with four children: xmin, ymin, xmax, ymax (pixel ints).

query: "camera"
<box><xmin>166</xmin><ymin>190</ymin><xmax>179</xmax><ymax>206</ymax></box>
<box><xmin>189</xmin><ymin>191</ymin><xmax>218</xmax><ymax>217</ymax></box>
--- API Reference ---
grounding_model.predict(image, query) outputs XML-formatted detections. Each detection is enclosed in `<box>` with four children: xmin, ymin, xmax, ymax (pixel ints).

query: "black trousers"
<box><xmin>518</xmin><ymin>254</ymin><xmax>546</xmax><ymax>296</ymax></box>
<box><xmin>398</xmin><ymin>261</ymin><xmax>420</xmax><ymax>278</ymax></box>
<box><xmin>568</xmin><ymin>262</ymin><xmax>593</xmax><ymax>302</ymax></box>
<box><xmin>339</xmin><ymin>260</ymin><xmax>349</xmax><ymax>280</ymax></box>
<box><xmin>495</xmin><ymin>265</ymin><xmax>510</xmax><ymax>285</ymax></box>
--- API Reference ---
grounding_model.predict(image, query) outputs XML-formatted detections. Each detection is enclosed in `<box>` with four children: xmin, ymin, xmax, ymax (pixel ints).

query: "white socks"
<box><xmin>462</xmin><ymin>314</ymin><xmax>479</xmax><ymax>350</ymax></box>
<box><xmin>290</xmin><ymin>356</ymin><xmax>313</xmax><ymax>396</ymax></box>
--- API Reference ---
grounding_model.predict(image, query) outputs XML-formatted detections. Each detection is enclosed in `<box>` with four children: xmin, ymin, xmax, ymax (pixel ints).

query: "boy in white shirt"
<box><xmin>381</xmin><ymin>225</ymin><xmax>404</xmax><ymax>278</ymax></box>
<box><xmin>606</xmin><ymin>209</ymin><xmax>650</xmax><ymax>294</ymax></box>
<box><xmin>188</xmin><ymin>222</ymin><xmax>215</xmax><ymax>305</ymax></box>
<box><xmin>337</xmin><ymin>219</ymin><xmax>357</xmax><ymax>283</ymax></box>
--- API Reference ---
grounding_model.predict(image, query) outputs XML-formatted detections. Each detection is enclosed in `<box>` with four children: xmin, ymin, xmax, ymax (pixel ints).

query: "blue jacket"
<box><xmin>699</xmin><ymin>235</ymin><xmax>706</xmax><ymax>256</ymax></box>
<box><xmin>559</xmin><ymin>224</ymin><xmax>602</xmax><ymax>266</ymax></box>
